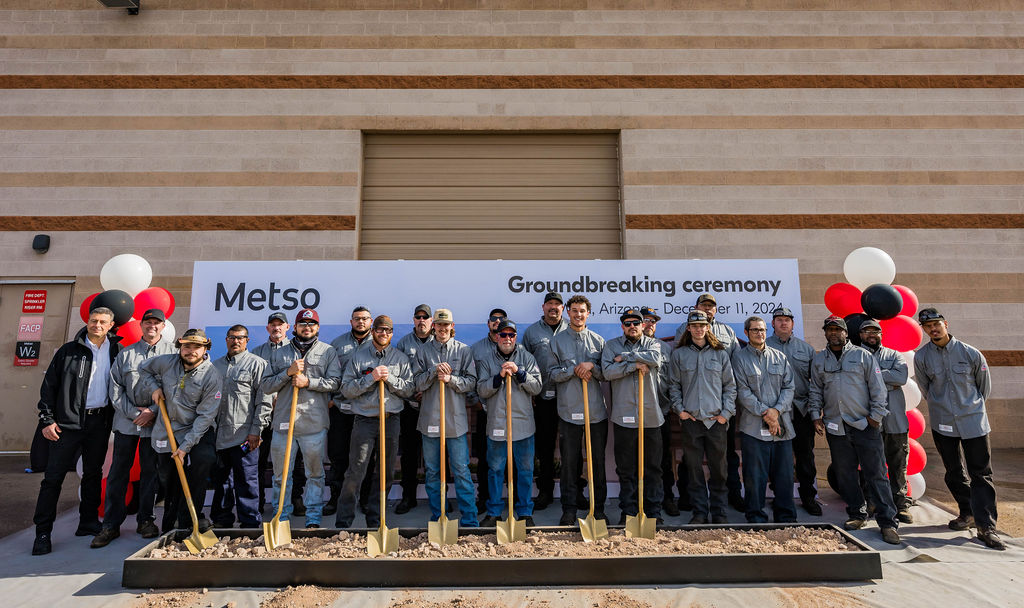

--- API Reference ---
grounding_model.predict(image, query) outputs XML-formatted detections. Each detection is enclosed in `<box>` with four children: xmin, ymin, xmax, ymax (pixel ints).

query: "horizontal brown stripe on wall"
<box><xmin>624</xmin><ymin>171</ymin><xmax>1024</xmax><ymax>186</ymax></box>
<box><xmin>626</xmin><ymin>214</ymin><xmax>1024</xmax><ymax>230</ymax></box>
<box><xmin>5</xmin><ymin>35</ymin><xmax>1022</xmax><ymax>50</ymax></box>
<box><xmin>800</xmin><ymin>273</ymin><xmax>1024</xmax><ymax>304</ymax></box>
<box><xmin>2</xmin><ymin>75</ymin><xmax>1023</xmax><ymax>90</ymax></box>
<box><xmin>0</xmin><ymin>172</ymin><xmax>357</xmax><ymax>187</ymax></box>
<box><xmin>982</xmin><ymin>351</ymin><xmax>1024</xmax><ymax>367</ymax></box>
<box><xmin>4</xmin><ymin>115</ymin><xmax>1024</xmax><ymax>131</ymax></box>
<box><xmin>0</xmin><ymin>216</ymin><xmax>355</xmax><ymax>231</ymax></box>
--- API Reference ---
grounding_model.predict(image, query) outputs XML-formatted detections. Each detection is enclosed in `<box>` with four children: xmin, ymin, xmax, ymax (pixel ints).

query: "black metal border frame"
<box><xmin>122</xmin><ymin>523</ymin><xmax>881</xmax><ymax>588</ymax></box>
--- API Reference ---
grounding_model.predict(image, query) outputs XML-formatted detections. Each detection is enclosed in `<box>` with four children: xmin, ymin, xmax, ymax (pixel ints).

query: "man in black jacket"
<box><xmin>32</xmin><ymin>307</ymin><xmax>122</xmax><ymax>555</ymax></box>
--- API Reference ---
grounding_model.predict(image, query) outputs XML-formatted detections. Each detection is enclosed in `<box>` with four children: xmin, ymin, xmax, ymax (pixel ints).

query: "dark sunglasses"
<box><xmin>622</xmin><ymin>320</ymin><xmax>642</xmax><ymax>327</ymax></box>
<box><xmin>497</xmin><ymin>331</ymin><xmax>516</xmax><ymax>339</ymax></box>
<box><xmin>489</xmin><ymin>315</ymin><xmax>506</xmax><ymax>322</ymax></box>
<box><xmin>414</xmin><ymin>314</ymin><xmax>430</xmax><ymax>320</ymax></box>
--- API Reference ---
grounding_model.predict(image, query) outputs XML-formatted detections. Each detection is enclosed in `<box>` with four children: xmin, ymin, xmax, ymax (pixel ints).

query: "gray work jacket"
<box><xmin>667</xmin><ymin>342</ymin><xmax>737</xmax><ymax>428</ymax></box>
<box><xmin>395</xmin><ymin>331</ymin><xmax>432</xmax><ymax>409</ymax></box>
<box><xmin>330</xmin><ymin>330</ymin><xmax>372</xmax><ymax>413</ymax></box>
<box><xmin>414</xmin><ymin>337</ymin><xmax>477</xmax><ymax>438</ymax></box>
<box><xmin>467</xmin><ymin>335</ymin><xmax>500</xmax><ymax>407</ymax></box>
<box><xmin>863</xmin><ymin>344</ymin><xmax>909</xmax><ymax>434</ymax></box>
<box><xmin>601</xmin><ymin>334</ymin><xmax>666</xmax><ymax>429</ymax></box>
<box><xmin>138</xmin><ymin>354</ymin><xmax>223</xmax><ymax>454</ymax></box>
<box><xmin>260</xmin><ymin>339</ymin><xmax>341</xmax><ymax>437</ymax></box>
<box><xmin>251</xmin><ymin>338</ymin><xmax>289</xmax><ymax>363</ymax></box>
<box><xmin>548</xmin><ymin>327</ymin><xmax>607</xmax><ymax>425</ymax></box>
<box><xmin>675</xmin><ymin>319</ymin><xmax>739</xmax><ymax>355</ymax></box>
<box><xmin>475</xmin><ymin>345</ymin><xmax>542</xmax><ymax>441</ymax></box>
<box><xmin>653</xmin><ymin>338</ymin><xmax>675</xmax><ymax>414</ymax></box>
<box><xmin>914</xmin><ymin>336</ymin><xmax>991</xmax><ymax>440</ymax></box>
<box><xmin>212</xmin><ymin>350</ymin><xmax>272</xmax><ymax>450</ymax></box>
<box><xmin>340</xmin><ymin>343</ymin><xmax>414</xmax><ymax>417</ymax></box>
<box><xmin>808</xmin><ymin>342</ymin><xmax>887</xmax><ymax>436</ymax></box>
<box><xmin>766</xmin><ymin>334</ymin><xmax>815</xmax><ymax>416</ymax></box>
<box><xmin>521</xmin><ymin>317</ymin><xmax>569</xmax><ymax>397</ymax></box>
<box><xmin>732</xmin><ymin>345</ymin><xmax>795</xmax><ymax>441</ymax></box>
<box><xmin>109</xmin><ymin>338</ymin><xmax>176</xmax><ymax>437</ymax></box>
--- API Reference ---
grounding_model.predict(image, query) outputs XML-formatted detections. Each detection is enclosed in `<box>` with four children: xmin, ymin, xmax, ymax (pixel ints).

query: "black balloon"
<box><xmin>860</xmin><ymin>283</ymin><xmax>903</xmax><ymax>321</ymax></box>
<box><xmin>844</xmin><ymin>313</ymin><xmax>872</xmax><ymax>346</ymax></box>
<box><xmin>90</xmin><ymin>289</ymin><xmax>134</xmax><ymax>326</ymax></box>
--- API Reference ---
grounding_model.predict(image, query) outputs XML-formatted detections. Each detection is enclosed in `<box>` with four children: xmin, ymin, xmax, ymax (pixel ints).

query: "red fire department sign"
<box><xmin>22</xmin><ymin>290</ymin><xmax>46</xmax><ymax>313</ymax></box>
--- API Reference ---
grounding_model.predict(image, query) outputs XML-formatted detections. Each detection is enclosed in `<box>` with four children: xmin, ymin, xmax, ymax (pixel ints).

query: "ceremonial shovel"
<box><xmin>577</xmin><ymin>378</ymin><xmax>608</xmax><ymax>542</ymax></box>
<box><xmin>625</xmin><ymin>370</ymin><xmax>656</xmax><ymax>539</ymax></box>
<box><xmin>496</xmin><ymin>374</ymin><xmax>526</xmax><ymax>544</ymax></box>
<box><xmin>427</xmin><ymin>379</ymin><xmax>458</xmax><ymax>545</ymax></box>
<box><xmin>264</xmin><ymin>385</ymin><xmax>300</xmax><ymax>551</ymax></box>
<box><xmin>368</xmin><ymin>380</ymin><xmax>400</xmax><ymax>556</ymax></box>
<box><xmin>156</xmin><ymin>396</ymin><xmax>218</xmax><ymax>554</ymax></box>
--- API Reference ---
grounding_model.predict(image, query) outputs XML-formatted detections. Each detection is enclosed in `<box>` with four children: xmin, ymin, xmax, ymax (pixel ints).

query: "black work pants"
<box><xmin>612</xmin><ymin>423</ymin><xmax>663</xmax><ymax>518</ymax></box>
<box><xmin>932</xmin><ymin>430</ymin><xmax>998</xmax><ymax>529</ymax></box>
<box><xmin>882</xmin><ymin>431</ymin><xmax>910</xmax><ymax>512</ymax></box>
<box><xmin>680</xmin><ymin>418</ymin><xmax>728</xmax><ymax>518</ymax></box>
<box><xmin>156</xmin><ymin>430</ymin><xmax>216</xmax><ymax>532</ymax></box>
<box><xmin>327</xmin><ymin>407</ymin><xmax>373</xmax><ymax>507</ymax></box>
<box><xmin>337</xmin><ymin>414</ymin><xmax>399</xmax><ymax>528</ymax></box>
<box><xmin>103</xmin><ymin>430</ymin><xmax>159</xmax><ymax>529</ymax></box>
<box><xmin>792</xmin><ymin>409</ymin><xmax>818</xmax><ymax>503</ymax></box>
<box><xmin>399</xmin><ymin>401</ymin><xmax>421</xmax><ymax>500</ymax></box>
<box><xmin>533</xmin><ymin>395</ymin><xmax>558</xmax><ymax>494</ymax></box>
<box><xmin>558</xmin><ymin>418</ymin><xmax>608</xmax><ymax>513</ymax></box>
<box><xmin>659</xmin><ymin>417</ymin><xmax>676</xmax><ymax>501</ymax></box>
<box><xmin>472</xmin><ymin>406</ymin><xmax>489</xmax><ymax>502</ymax></box>
<box><xmin>825</xmin><ymin>424</ymin><xmax>897</xmax><ymax>529</ymax></box>
<box><xmin>726</xmin><ymin>414</ymin><xmax>742</xmax><ymax>499</ymax></box>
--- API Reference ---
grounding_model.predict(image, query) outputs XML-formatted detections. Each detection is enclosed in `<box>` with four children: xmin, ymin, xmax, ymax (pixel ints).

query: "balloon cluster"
<box><xmin>78</xmin><ymin>254</ymin><xmax>176</xmax><ymax>347</ymax></box>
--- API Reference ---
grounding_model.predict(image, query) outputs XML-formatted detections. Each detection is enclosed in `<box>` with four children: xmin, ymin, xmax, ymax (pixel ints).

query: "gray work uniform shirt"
<box><xmin>601</xmin><ymin>334</ymin><xmax>666</xmax><ymax>429</ymax></box>
<box><xmin>260</xmin><ymin>339</ymin><xmax>341</xmax><ymax>437</ymax></box>
<box><xmin>914</xmin><ymin>336</ymin><xmax>991</xmax><ymax>440</ymax></box>
<box><xmin>138</xmin><ymin>354</ymin><xmax>223</xmax><ymax>454</ymax></box>
<box><xmin>667</xmin><ymin>342</ymin><xmax>737</xmax><ymax>428</ymax></box>
<box><xmin>521</xmin><ymin>317</ymin><xmax>569</xmax><ymax>398</ymax></box>
<box><xmin>414</xmin><ymin>337</ymin><xmax>477</xmax><ymax>438</ymax></box>
<box><xmin>251</xmin><ymin>338</ymin><xmax>289</xmax><ymax>363</ymax></box>
<box><xmin>475</xmin><ymin>345</ymin><xmax>542</xmax><ymax>441</ymax></box>
<box><xmin>732</xmin><ymin>345</ymin><xmax>795</xmax><ymax>441</ymax></box>
<box><xmin>467</xmin><ymin>335</ymin><xmax>500</xmax><ymax>406</ymax></box>
<box><xmin>395</xmin><ymin>331</ymin><xmax>432</xmax><ymax>409</ymax></box>
<box><xmin>212</xmin><ymin>350</ymin><xmax>272</xmax><ymax>450</ymax></box>
<box><xmin>340</xmin><ymin>343</ymin><xmax>414</xmax><ymax>417</ymax></box>
<box><xmin>330</xmin><ymin>330</ymin><xmax>372</xmax><ymax>413</ymax></box>
<box><xmin>766</xmin><ymin>334</ymin><xmax>815</xmax><ymax>416</ymax></box>
<box><xmin>675</xmin><ymin>319</ymin><xmax>739</xmax><ymax>356</ymax></box>
<box><xmin>548</xmin><ymin>327</ymin><xmax>607</xmax><ymax>425</ymax></box>
<box><xmin>109</xmin><ymin>338</ymin><xmax>176</xmax><ymax>438</ymax></box>
<box><xmin>863</xmin><ymin>344</ymin><xmax>909</xmax><ymax>434</ymax></box>
<box><xmin>653</xmin><ymin>338</ymin><xmax>675</xmax><ymax>414</ymax></box>
<box><xmin>808</xmin><ymin>342</ymin><xmax>887</xmax><ymax>436</ymax></box>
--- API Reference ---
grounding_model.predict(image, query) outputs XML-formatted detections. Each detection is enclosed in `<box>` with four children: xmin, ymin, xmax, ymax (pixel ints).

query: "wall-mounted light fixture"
<box><xmin>32</xmin><ymin>234</ymin><xmax>50</xmax><ymax>254</ymax></box>
<box><xmin>95</xmin><ymin>0</ymin><xmax>140</xmax><ymax>15</ymax></box>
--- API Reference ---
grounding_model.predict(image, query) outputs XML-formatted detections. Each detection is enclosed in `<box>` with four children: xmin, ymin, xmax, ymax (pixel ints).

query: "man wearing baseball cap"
<box><xmin>914</xmin><ymin>308</ymin><xmax>1003</xmax><ymax>549</ymax></box>
<box><xmin>766</xmin><ymin>306</ymin><xmax>821</xmax><ymax>515</ymax></box>
<box><xmin>468</xmin><ymin>308</ymin><xmax>509</xmax><ymax>512</ymax></box>
<box><xmin>259</xmin><ymin>308</ymin><xmax>341</xmax><ymax>528</ymax></box>
<box><xmin>521</xmin><ymin>292</ymin><xmax>568</xmax><ymax>510</ymax></box>
<box><xmin>603</xmin><ymin>308</ymin><xmax>668</xmax><ymax>524</ymax></box>
<box><xmin>808</xmin><ymin>315</ymin><xmax>900</xmax><ymax>544</ymax></box>
<box><xmin>138</xmin><ymin>328</ymin><xmax>223</xmax><ymax>539</ymax></box>
<box><xmin>641</xmin><ymin>305</ymin><xmax>682</xmax><ymax>517</ymax></box>
<box><xmin>92</xmin><ymin>308</ymin><xmax>175</xmax><ymax>548</ymax></box>
<box><xmin>393</xmin><ymin>304</ymin><xmax>433</xmax><ymax>514</ymax></box>
<box><xmin>336</xmin><ymin>315</ymin><xmax>414</xmax><ymax>528</ymax></box>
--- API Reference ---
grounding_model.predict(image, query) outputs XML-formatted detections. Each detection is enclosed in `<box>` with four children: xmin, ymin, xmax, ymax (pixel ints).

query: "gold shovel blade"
<box><xmin>182</xmin><ymin>528</ymin><xmax>220</xmax><ymax>554</ymax></box>
<box><xmin>263</xmin><ymin>519</ymin><xmax>292</xmax><ymax>551</ymax></box>
<box><xmin>495</xmin><ymin>517</ymin><xmax>526</xmax><ymax>545</ymax></box>
<box><xmin>367</xmin><ymin>526</ymin><xmax>400</xmax><ymax>556</ymax></box>
<box><xmin>578</xmin><ymin>515</ymin><xmax>609</xmax><ymax>543</ymax></box>
<box><xmin>624</xmin><ymin>513</ymin><xmax>657</xmax><ymax>539</ymax></box>
<box><xmin>427</xmin><ymin>516</ymin><xmax>458</xmax><ymax>546</ymax></box>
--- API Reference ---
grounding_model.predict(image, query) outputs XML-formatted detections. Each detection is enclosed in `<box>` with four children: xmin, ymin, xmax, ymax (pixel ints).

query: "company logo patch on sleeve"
<box><xmin>214</xmin><ymin>391</ymin><xmax>222</xmax><ymax>399</ymax></box>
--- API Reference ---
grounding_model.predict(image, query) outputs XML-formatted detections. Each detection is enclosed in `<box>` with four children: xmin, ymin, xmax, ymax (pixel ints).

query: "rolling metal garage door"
<box><xmin>359</xmin><ymin>134</ymin><xmax>622</xmax><ymax>260</ymax></box>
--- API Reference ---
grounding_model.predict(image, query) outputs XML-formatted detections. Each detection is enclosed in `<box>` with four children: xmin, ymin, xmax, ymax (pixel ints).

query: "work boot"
<box><xmin>977</xmin><ymin>528</ymin><xmax>1006</xmax><ymax>551</ymax></box>
<box><xmin>534</xmin><ymin>491</ymin><xmax>553</xmax><ymax>510</ymax></box>
<box><xmin>322</xmin><ymin>501</ymin><xmax>337</xmax><ymax>517</ymax></box>
<box><xmin>896</xmin><ymin>510</ymin><xmax>914</xmax><ymax>524</ymax></box>
<box><xmin>32</xmin><ymin>533</ymin><xmax>52</xmax><ymax>556</ymax></box>
<box><xmin>576</xmin><ymin>492</ymin><xmax>589</xmax><ymax>511</ymax></box>
<box><xmin>711</xmin><ymin>514</ymin><xmax>729</xmax><ymax>524</ymax></box>
<box><xmin>880</xmin><ymin>527</ymin><xmax>901</xmax><ymax>545</ymax></box>
<box><xmin>949</xmin><ymin>514</ymin><xmax>976</xmax><ymax>531</ymax></box>
<box><xmin>662</xmin><ymin>498</ymin><xmax>680</xmax><ymax>517</ymax></box>
<box><xmin>729</xmin><ymin>492</ymin><xmax>745</xmax><ymax>512</ymax></box>
<box><xmin>136</xmin><ymin>520</ymin><xmax>160</xmax><ymax>539</ymax></box>
<box><xmin>844</xmin><ymin>518</ymin><xmax>867</xmax><ymax>531</ymax></box>
<box><xmin>802</xmin><ymin>499</ymin><xmax>823</xmax><ymax>517</ymax></box>
<box><xmin>90</xmin><ymin>527</ymin><xmax>120</xmax><ymax>548</ymax></box>
<box><xmin>75</xmin><ymin>521</ymin><xmax>102</xmax><ymax>537</ymax></box>
<box><xmin>291</xmin><ymin>500</ymin><xmax>306</xmax><ymax>517</ymax></box>
<box><xmin>593</xmin><ymin>510</ymin><xmax>607</xmax><ymax>521</ymax></box>
<box><xmin>559</xmin><ymin>510</ymin><xmax>577</xmax><ymax>526</ymax></box>
<box><xmin>479</xmin><ymin>515</ymin><xmax>500</xmax><ymax>527</ymax></box>
<box><xmin>677</xmin><ymin>496</ymin><xmax>693</xmax><ymax>512</ymax></box>
<box><xmin>306</xmin><ymin>523</ymin><xmax>320</xmax><ymax>529</ymax></box>
<box><xmin>688</xmin><ymin>514</ymin><xmax>707</xmax><ymax>525</ymax></box>
<box><xmin>523</xmin><ymin>516</ymin><xmax>535</xmax><ymax>527</ymax></box>
<box><xmin>395</xmin><ymin>497</ymin><xmax>417</xmax><ymax>515</ymax></box>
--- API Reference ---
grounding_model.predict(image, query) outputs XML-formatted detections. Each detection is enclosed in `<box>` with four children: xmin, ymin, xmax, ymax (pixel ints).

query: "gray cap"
<box><xmin>696</xmin><ymin>293</ymin><xmax>717</xmax><ymax>306</ymax></box>
<box><xmin>414</xmin><ymin>303</ymin><xmax>431</xmax><ymax>317</ymax></box>
<box><xmin>496</xmin><ymin>319</ymin><xmax>517</xmax><ymax>333</ymax></box>
<box><xmin>267</xmin><ymin>312</ymin><xmax>288</xmax><ymax>324</ymax></box>
<box><xmin>859</xmin><ymin>319</ymin><xmax>882</xmax><ymax>332</ymax></box>
<box><xmin>772</xmin><ymin>307</ymin><xmax>795</xmax><ymax>319</ymax></box>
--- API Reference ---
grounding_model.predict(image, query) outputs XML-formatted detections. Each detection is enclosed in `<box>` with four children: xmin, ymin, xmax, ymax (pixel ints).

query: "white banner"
<box><xmin>189</xmin><ymin>259</ymin><xmax>802</xmax><ymax>350</ymax></box>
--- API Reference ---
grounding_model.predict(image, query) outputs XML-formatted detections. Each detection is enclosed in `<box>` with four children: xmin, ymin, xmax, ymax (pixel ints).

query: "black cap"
<box><xmin>639</xmin><ymin>306</ymin><xmax>661</xmax><ymax>322</ymax></box>
<box><xmin>823</xmin><ymin>315</ymin><xmax>848</xmax><ymax>331</ymax></box>
<box><xmin>772</xmin><ymin>307</ymin><xmax>794</xmax><ymax>319</ymax></box>
<box><xmin>687</xmin><ymin>311</ymin><xmax>710</xmax><ymax>325</ymax></box>
<box><xmin>496</xmin><ymin>319</ymin><xmax>517</xmax><ymax>333</ymax></box>
<box><xmin>141</xmin><ymin>308</ymin><xmax>166</xmax><ymax>322</ymax></box>
<box><xmin>414</xmin><ymin>303</ymin><xmax>431</xmax><ymax>317</ymax></box>
<box><xmin>696</xmin><ymin>293</ymin><xmax>717</xmax><ymax>306</ymax></box>
<box><xmin>267</xmin><ymin>312</ymin><xmax>288</xmax><ymax>324</ymax></box>
<box><xmin>543</xmin><ymin>291</ymin><xmax>563</xmax><ymax>305</ymax></box>
<box><xmin>620</xmin><ymin>309</ymin><xmax>643</xmax><ymax>323</ymax></box>
<box><xmin>918</xmin><ymin>308</ymin><xmax>944</xmax><ymax>324</ymax></box>
<box><xmin>489</xmin><ymin>308</ymin><xmax>508</xmax><ymax>318</ymax></box>
<box><xmin>859</xmin><ymin>319</ymin><xmax>882</xmax><ymax>332</ymax></box>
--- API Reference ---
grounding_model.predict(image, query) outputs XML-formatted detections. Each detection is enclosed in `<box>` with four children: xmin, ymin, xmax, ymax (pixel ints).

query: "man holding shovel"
<box><xmin>475</xmin><ymin>319</ymin><xmax>542</xmax><ymax>528</ymax></box>
<box><xmin>259</xmin><ymin>308</ymin><xmax>341</xmax><ymax>529</ymax></box>
<box><xmin>138</xmin><ymin>329</ymin><xmax>223</xmax><ymax>540</ymax></box>
<box><xmin>336</xmin><ymin>315</ymin><xmax>414</xmax><ymax>529</ymax></box>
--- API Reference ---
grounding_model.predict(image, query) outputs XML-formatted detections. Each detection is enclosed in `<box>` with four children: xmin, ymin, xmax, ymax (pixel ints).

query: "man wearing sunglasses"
<box><xmin>469</xmin><ymin>308</ymin><xmax>508</xmax><ymax>511</ymax></box>
<box><xmin>253</xmin><ymin>312</ymin><xmax>298</xmax><ymax>514</ymax></box>
<box><xmin>336</xmin><ymin>315</ymin><xmax>414</xmax><ymax>529</ymax></box>
<box><xmin>394</xmin><ymin>304</ymin><xmax>433</xmax><ymax>514</ymax></box>
<box><xmin>641</xmin><ymin>306</ymin><xmax>682</xmax><ymax>518</ymax></box>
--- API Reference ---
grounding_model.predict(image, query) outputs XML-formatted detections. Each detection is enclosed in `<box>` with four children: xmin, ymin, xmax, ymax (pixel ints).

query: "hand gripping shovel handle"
<box><xmin>505</xmin><ymin>374</ymin><xmax>514</xmax><ymax>512</ymax></box>
<box><xmin>637</xmin><ymin>370</ymin><xmax>645</xmax><ymax>517</ymax></box>
<box><xmin>582</xmin><ymin>379</ymin><xmax>595</xmax><ymax>519</ymax></box>
<box><xmin>439</xmin><ymin>379</ymin><xmax>447</xmax><ymax>520</ymax></box>
<box><xmin>378</xmin><ymin>379</ymin><xmax>387</xmax><ymax>530</ymax></box>
<box><xmin>273</xmin><ymin>385</ymin><xmax>300</xmax><ymax>521</ymax></box>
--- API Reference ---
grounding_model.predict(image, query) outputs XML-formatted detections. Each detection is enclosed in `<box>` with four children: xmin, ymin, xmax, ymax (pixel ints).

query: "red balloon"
<box><xmin>117</xmin><ymin>319</ymin><xmax>143</xmax><ymax>346</ymax></box>
<box><xmin>824</xmin><ymin>282</ymin><xmax>863</xmax><ymax>317</ymax></box>
<box><xmin>893</xmin><ymin>285</ymin><xmax>920</xmax><ymax>319</ymax></box>
<box><xmin>907</xmin><ymin>438</ymin><xmax>927</xmax><ymax>476</ymax></box>
<box><xmin>79</xmin><ymin>293</ymin><xmax>99</xmax><ymax>323</ymax></box>
<box><xmin>907</xmin><ymin>408</ymin><xmax>926</xmax><ymax>440</ymax></box>
<box><xmin>97</xmin><ymin>477</ymin><xmax>107</xmax><ymax>519</ymax></box>
<box><xmin>130</xmin><ymin>443</ymin><xmax>142</xmax><ymax>483</ymax></box>
<box><xmin>132</xmin><ymin>286</ymin><xmax>175</xmax><ymax>319</ymax></box>
<box><xmin>880</xmin><ymin>315</ymin><xmax>924</xmax><ymax>352</ymax></box>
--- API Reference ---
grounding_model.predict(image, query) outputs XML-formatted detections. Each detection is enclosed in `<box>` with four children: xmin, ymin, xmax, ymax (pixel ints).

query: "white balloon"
<box><xmin>903</xmin><ymin>379</ymin><xmax>922</xmax><ymax>411</ymax></box>
<box><xmin>908</xmin><ymin>472</ymin><xmax>926</xmax><ymax>499</ymax></box>
<box><xmin>901</xmin><ymin>350</ymin><xmax>915</xmax><ymax>378</ymax></box>
<box><xmin>843</xmin><ymin>247</ymin><xmax>897</xmax><ymax>290</ymax></box>
<box><xmin>160</xmin><ymin>319</ymin><xmax>176</xmax><ymax>344</ymax></box>
<box><xmin>100</xmin><ymin>253</ymin><xmax>153</xmax><ymax>297</ymax></box>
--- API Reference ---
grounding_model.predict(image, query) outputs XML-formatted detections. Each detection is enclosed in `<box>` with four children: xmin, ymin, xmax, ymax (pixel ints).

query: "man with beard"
<box><xmin>521</xmin><ymin>292</ymin><xmax>568</xmax><ymax>510</ymax></box>
<box><xmin>252</xmin><ymin>312</ymin><xmax>300</xmax><ymax>513</ymax></box>
<box><xmin>415</xmin><ymin>309</ymin><xmax>478</xmax><ymax>526</ymax></box>
<box><xmin>92</xmin><ymin>308</ymin><xmax>174</xmax><ymax>548</ymax></box>
<box><xmin>766</xmin><ymin>307</ymin><xmax>820</xmax><ymax>516</ymax></box>
<box><xmin>393</xmin><ymin>304</ymin><xmax>432</xmax><ymax>514</ymax></box>
<box><xmin>260</xmin><ymin>308</ymin><xmax>341</xmax><ymax>528</ymax></box>
<box><xmin>641</xmin><ymin>306</ymin><xmax>681</xmax><ymax>517</ymax></box>
<box><xmin>469</xmin><ymin>308</ymin><xmax>507</xmax><ymax>511</ymax></box>
<box><xmin>476</xmin><ymin>320</ymin><xmax>542</xmax><ymax>527</ymax></box>
<box><xmin>858</xmin><ymin>319</ymin><xmax>912</xmax><ymax>524</ymax></box>
<box><xmin>914</xmin><ymin>308</ymin><xmax>1003</xmax><ymax>550</ymax></box>
<box><xmin>336</xmin><ymin>315</ymin><xmax>414</xmax><ymax>528</ymax></box>
<box><xmin>139</xmin><ymin>329</ymin><xmax>222</xmax><ymax>539</ymax></box>
<box><xmin>603</xmin><ymin>309</ymin><xmax>667</xmax><ymax>525</ymax></box>
<box><xmin>808</xmin><ymin>315</ymin><xmax>900</xmax><ymax>545</ymax></box>
<box><xmin>549</xmin><ymin>295</ymin><xmax>608</xmax><ymax>525</ymax></box>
